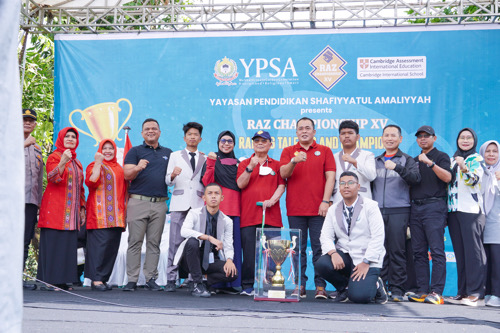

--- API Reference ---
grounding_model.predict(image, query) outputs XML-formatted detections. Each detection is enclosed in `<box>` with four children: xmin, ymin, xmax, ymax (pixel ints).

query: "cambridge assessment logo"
<box><xmin>214</xmin><ymin>57</ymin><xmax>238</xmax><ymax>86</ymax></box>
<box><xmin>359</xmin><ymin>58</ymin><xmax>370</xmax><ymax>69</ymax></box>
<box><xmin>309</xmin><ymin>46</ymin><xmax>347</xmax><ymax>91</ymax></box>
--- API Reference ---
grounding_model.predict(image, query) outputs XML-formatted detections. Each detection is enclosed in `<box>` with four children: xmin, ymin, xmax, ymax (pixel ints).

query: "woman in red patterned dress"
<box><xmin>37</xmin><ymin>127</ymin><xmax>86</xmax><ymax>290</ymax></box>
<box><xmin>84</xmin><ymin>139</ymin><xmax>127</xmax><ymax>291</ymax></box>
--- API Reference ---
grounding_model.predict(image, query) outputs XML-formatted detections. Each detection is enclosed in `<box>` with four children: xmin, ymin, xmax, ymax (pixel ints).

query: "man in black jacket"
<box><xmin>372</xmin><ymin>125</ymin><xmax>421</xmax><ymax>301</ymax></box>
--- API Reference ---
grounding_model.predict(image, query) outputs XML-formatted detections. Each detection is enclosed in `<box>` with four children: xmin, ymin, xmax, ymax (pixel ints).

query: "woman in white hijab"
<box><xmin>480</xmin><ymin>140</ymin><xmax>500</xmax><ymax>307</ymax></box>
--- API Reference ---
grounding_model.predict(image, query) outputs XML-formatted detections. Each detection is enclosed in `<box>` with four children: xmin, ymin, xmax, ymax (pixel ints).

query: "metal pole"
<box><xmin>19</xmin><ymin>28</ymin><xmax>30</xmax><ymax>88</ymax></box>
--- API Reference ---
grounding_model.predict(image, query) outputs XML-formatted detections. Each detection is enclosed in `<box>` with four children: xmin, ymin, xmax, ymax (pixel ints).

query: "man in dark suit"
<box><xmin>173</xmin><ymin>183</ymin><xmax>238</xmax><ymax>297</ymax></box>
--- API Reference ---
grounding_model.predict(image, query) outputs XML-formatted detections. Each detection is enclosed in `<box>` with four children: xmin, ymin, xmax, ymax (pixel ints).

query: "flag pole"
<box><xmin>123</xmin><ymin>126</ymin><xmax>132</xmax><ymax>165</ymax></box>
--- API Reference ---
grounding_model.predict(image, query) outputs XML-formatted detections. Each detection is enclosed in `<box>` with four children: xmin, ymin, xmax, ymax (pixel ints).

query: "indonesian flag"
<box><xmin>123</xmin><ymin>131</ymin><xmax>132</xmax><ymax>165</ymax></box>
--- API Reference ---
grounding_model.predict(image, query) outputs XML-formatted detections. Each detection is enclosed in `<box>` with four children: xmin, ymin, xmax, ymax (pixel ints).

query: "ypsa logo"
<box><xmin>214</xmin><ymin>57</ymin><xmax>238</xmax><ymax>86</ymax></box>
<box><xmin>239</xmin><ymin>58</ymin><xmax>298</xmax><ymax>78</ymax></box>
<box><xmin>359</xmin><ymin>58</ymin><xmax>369</xmax><ymax>69</ymax></box>
<box><xmin>309</xmin><ymin>46</ymin><xmax>347</xmax><ymax>91</ymax></box>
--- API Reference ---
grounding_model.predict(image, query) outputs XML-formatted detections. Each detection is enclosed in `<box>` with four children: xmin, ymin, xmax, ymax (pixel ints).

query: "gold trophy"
<box><xmin>69</xmin><ymin>98</ymin><xmax>133</xmax><ymax>146</ymax></box>
<box><xmin>261</xmin><ymin>235</ymin><xmax>297</xmax><ymax>298</ymax></box>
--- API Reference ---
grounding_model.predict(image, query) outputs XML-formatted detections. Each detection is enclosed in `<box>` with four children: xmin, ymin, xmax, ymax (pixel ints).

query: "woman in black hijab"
<box><xmin>202</xmin><ymin>130</ymin><xmax>242</xmax><ymax>293</ymax></box>
<box><xmin>447</xmin><ymin>128</ymin><xmax>486</xmax><ymax>307</ymax></box>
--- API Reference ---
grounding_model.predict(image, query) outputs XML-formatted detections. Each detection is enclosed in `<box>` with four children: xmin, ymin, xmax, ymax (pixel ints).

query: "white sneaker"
<box><xmin>240</xmin><ymin>288</ymin><xmax>254</xmax><ymax>296</ymax></box>
<box><xmin>484</xmin><ymin>295</ymin><xmax>491</xmax><ymax>304</ymax></box>
<box><xmin>461</xmin><ymin>296</ymin><xmax>479</xmax><ymax>307</ymax></box>
<box><xmin>486</xmin><ymin>295</ymin><xmax>500</xmax><ymax>307</ymax></box>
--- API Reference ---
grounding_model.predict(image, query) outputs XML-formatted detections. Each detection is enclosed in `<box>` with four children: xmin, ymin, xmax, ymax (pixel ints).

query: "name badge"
<box><xmin>209</xmin><ymin>252</ymin><xmax>215</xmax><ymax>264</ymax></box>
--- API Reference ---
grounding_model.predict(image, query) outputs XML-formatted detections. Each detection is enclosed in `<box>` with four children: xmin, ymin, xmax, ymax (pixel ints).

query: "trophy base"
<box><xmin>268</xmin><ymin>288</ymin><xmax>286</xmax><ymax>299</ymax></box>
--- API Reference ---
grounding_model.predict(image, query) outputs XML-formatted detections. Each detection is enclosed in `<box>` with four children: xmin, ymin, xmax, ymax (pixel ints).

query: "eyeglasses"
<box><xmin>458</xmin><ymin>136</ymin><xmax>474</xmax><ymax>141</ymax></box>
<box><xmin>220</xmin><ymin>139</ymin><xmax>234</xmax><ymax>144</ymax></box>
<box><xmin>339</xmin><ymin>180</ymin><xmax>358</xmax><ymax>187</ymax></box>
<box><xmin>416</xmin><ymin>133</ymin><xmax>433</xmax><ymax>139</ymax></box>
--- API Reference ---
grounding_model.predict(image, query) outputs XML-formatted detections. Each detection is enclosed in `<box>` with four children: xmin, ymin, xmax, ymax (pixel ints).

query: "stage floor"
<box><xmin>23</xmin><ymin>286</ymin><xmax>500</xmax><ymax>332</ymax></box>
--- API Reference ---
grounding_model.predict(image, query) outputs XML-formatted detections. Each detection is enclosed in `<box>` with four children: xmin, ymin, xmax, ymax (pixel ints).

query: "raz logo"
<box><xmin>359</xmin><ymin>58</ymin><xmax>370</xmax><ymax>69</ymax></box>
<box><xmin>309</xmin><ymin>46</ymin><xmax>347</xmax><ymax>91</ymax></box>
<box><xmin>214</xmin><ymin>57</ymin><xmax>238</xmax><ymax>86</ymax></box>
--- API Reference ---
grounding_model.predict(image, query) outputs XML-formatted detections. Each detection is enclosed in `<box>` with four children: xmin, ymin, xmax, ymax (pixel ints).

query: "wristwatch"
<box><xmin>427</xmin><ymin>162</ymin><xmax>435</xmax><ymax>168</ymax></box>
<box><xmin>362</xmin><ymin>258</ymin><xmax>370</xmax><ymax>264</ymax></box>
<box><xmin>245</xmin><ymin>167</ymin><xmax>253</xmax><ymax>173</ymax></box>
<box><xmin>291</xmin><ymin>158</ymin><xmax>298</xmax><ymax>165</ymax></box>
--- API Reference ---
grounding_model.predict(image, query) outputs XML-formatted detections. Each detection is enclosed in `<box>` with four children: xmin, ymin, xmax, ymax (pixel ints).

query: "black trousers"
<box><xmin>404</xmin><ymin>237</ymin><xmax>419</xmax><ymax>293</ymax></box>
<box><xmin>84</xmin><ymin>228</ymin><xmax>122</xmax><ymax>282</ymax></box>
<box><xmin>240</xmin><ymin>225</ymin><xmax>278</xmax><ymax>290</ymax></box>
<box><xmin>24</xmin><ymin>204</ymin><xmax>38</xmax><ymax>270</ymax></box>
<box><xmin>380</xmin><ymin>212</ymin><xmax>409</xmax><ymax>294</ymax></box>
<box><xmin>410</xmin><ymin>200</ymin><xmax>447</xmax><ymax>294</ymax></box>
<box><xmin>448</xmin><ymin>211</ymin><xmax>486</xmax><ymax>297</ymax></box>
<box><xmin>288</xmin><ymin>215</ymin><xmax>326</xmax><ymax>288</ymax></box>
<box><xmin>180</xmin><ymin>238</ymin><xmax>238</xmax><ymax>286</ymax></box>
<box><xmin>485</xmin><ymin>244</ymin><xmax>500</xmax><ymax>297</ymax></box>
<box><xmin>315</xmin><ymin>252</ymin><xmax>380</xmax><ymax>304</ymax></box>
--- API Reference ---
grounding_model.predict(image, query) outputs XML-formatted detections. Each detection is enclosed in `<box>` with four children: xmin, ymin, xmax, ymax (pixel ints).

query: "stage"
<box><xmin>23</xmin><ymin>287</ymin><xmax>500</xmax><ymax>332</ymax></box>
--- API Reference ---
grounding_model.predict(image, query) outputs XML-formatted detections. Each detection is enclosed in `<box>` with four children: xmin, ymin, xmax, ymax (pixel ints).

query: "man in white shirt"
<box><xmin>173</xmin><ymin>183</ymin><xmax>237</xmax><ymax>297</ymax></box>
<box><xmin>316</xmin><ymin>171</ymin><xmax>387</xmax><ymax>304</ymax></box>
<box><xmin>331</xmin><ymin>120</ymin><xmax>376</xmax><ymax>203</ymax></box>
<box><xmin>165</xmin><ymin>122</ymin><xmax>206</xmax><ymax>292</ymax></box>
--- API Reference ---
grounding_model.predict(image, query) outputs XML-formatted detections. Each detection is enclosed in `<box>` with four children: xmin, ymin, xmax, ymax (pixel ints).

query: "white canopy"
<box><xmin>28</xmin><ymin>0</ymin><xmax>130</xmax><ymax>7</ymax></box>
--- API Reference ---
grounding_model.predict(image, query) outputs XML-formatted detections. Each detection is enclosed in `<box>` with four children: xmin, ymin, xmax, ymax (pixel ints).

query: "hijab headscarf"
<box><xmin>87</xmin><ymin>139</ymin><xmax>124</xmax><ymax>182</ymax></box>
<box><xmin>97</xmin><ymin>139</ymin><xmax>119</xmax><ymax>168</ymax></box>
<box><xmin>479</xmin><ymin>140</ymin><xmax>500</xmax><ymax>215</ymax></box>
<box><xmin>451</xmin><ymin>127</ymin><xmax>478</xmax><ymax>184</ymax></box>
<box><xmin>201</xmin><ymin>130</ymin><xmax>240</xmax><ymax>192</ymax></box>
<box><xmin>55</xmin><ymin>127</ymin><xmax>79</xmax><ymax>160</ymax></box>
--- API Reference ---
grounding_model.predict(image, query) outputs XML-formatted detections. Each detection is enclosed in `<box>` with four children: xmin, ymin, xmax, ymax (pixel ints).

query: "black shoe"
<box><xmin>186</xmin><ymin>281</ymin><xmax>195</xmax><ymax>293</ymax></box>
<box><xmin>192</xmin><ymin>282</ymin><xmax>211</xmax><ymax>298</ymax></box>
<box><xmin>390</xmin><ymin>293</ymin><xmax>404</xmax><ymax>302</ymax></box>
<box><xmin>122</xmin><ymin>282</ymin><xmax>137</xmax><ymax>291</ymax></box>
<box><xmin>390</xmin><ymin>287</ymin><xmax>404</xmax><ymax>302</ymax></box>
<box><xmin>23</xmin><ymin>281</ymin><xmax>37</xmax><ymax>290</ymax></box>
<box><xmin>332</xmin><ymin>289</ymin><xmax>349</xmax><ymax>303</ymax></box>
<box><xmin>164</xmin><ymin>280</ymin><xmax>176</xmax><ymax>292</ymax></box>
<box><xmin>105</xmin><ymin>283</ymin><xmax>113</xmax><ymax>291</ymax></box>
<box><xmin>145</xmin><ymin>278</ymin><xmax>163</xmax><ymax>291</ymax></box>
<box><xmin>375</xmin><ymin>277</ymin><xmax>388</xmax><ymax>304</ymax></box>
<box><xmin>91</xmin><ymin>282</ymin><xmax>108</xmax><ymax>291</ymax></box>
<box><xmin>218</xmin><ymin>287</ymin><xmax>240</xmax><ymax>295</ymax></box>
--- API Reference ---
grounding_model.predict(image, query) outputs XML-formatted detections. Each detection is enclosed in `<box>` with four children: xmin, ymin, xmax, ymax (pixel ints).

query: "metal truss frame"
<box><xmin>20</xmin><ymin>0</ymin><xmax>500</xmax><ymax>34</ymax></box>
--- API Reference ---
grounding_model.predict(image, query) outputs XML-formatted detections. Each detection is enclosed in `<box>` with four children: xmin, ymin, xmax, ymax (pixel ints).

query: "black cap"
<box><xmin>22</xmin><ymin>109</ymin><xmax>37</xmax><ymax>120</ymax></box>
<box><xmin>251</xmin><ymin>130</ymin><xmax>272</xmax><ymax>141</ymax></box>
<box><xmin>415</xmin><ymin>125</ymin><xmax>435</xmax><ymax>136</ymax></box>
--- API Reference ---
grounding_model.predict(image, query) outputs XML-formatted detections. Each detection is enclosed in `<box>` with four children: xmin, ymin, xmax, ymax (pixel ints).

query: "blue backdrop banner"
<box><xmin>54</xmin><ymin>26</ymin><xmax>500</xmax><ymax>295</ymax></box>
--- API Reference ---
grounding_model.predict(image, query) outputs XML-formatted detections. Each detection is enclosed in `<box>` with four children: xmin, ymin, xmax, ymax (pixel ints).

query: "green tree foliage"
<box><xmin>407</xmin><ymin>2</ymin><xmax>494</xmax><ymax>24</ymax></box>
<box><xmin>20</xmin><ymin>33</ymin><xmax>55</xmax><ymax>157</ymax></box>
<box><xmin>19</xmin><ymin>33</ymin><xmax>55</xmax><ymax>278</ymax></box>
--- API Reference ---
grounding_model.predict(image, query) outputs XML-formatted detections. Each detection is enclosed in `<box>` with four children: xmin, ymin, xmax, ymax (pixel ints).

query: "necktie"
<box><xmin>345</xmin><ymin>206</ymin><xmax>354</xmax><ymax>235</ymax></box>
<box><xmin>202</xmin><ymin>216</ymin><xmax>214</xmax><ymax>271</ymax></box>
<box><xmin>189</xmin><ymin>152</ymin><xmax>196</xmax><ymax>172</ymax></box>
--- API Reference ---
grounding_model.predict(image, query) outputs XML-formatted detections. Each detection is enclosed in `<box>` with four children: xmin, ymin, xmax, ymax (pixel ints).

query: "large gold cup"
<box><xmin>262</xmin><ymin>236</ymin><xmax>297</xmax><ymax>298</ymax></box>
<box><xmin>69</xmin><ymin>98</ymin><xmax>133</xmax><ymax>146</ymax></box>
